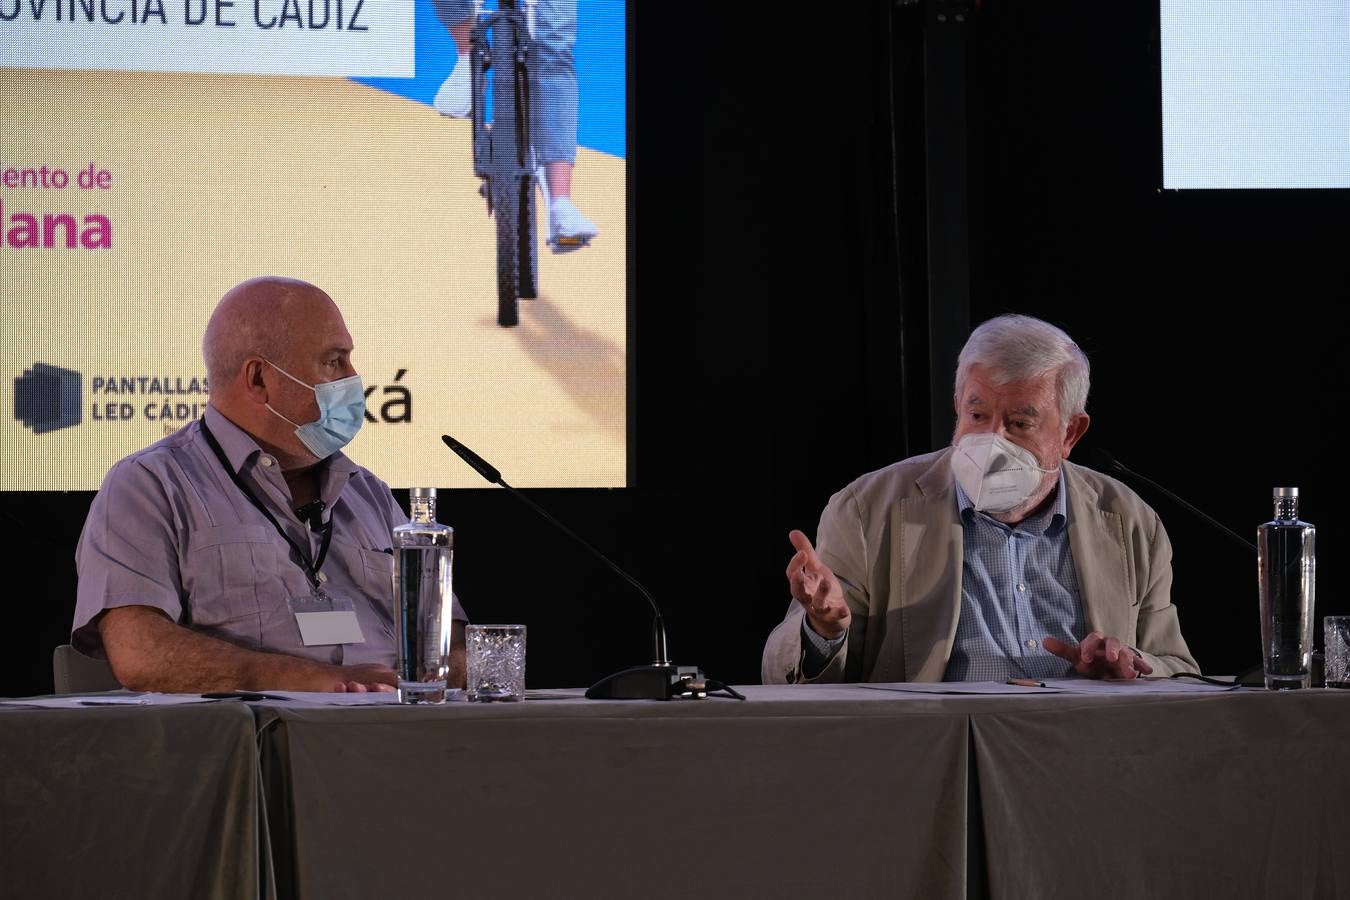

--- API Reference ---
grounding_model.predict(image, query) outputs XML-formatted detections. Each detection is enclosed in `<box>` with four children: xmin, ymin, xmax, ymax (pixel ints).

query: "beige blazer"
<box><xmin>762</xmin><ymin>448</ymin><xmax>1199</xmax><ymax>684</ymax></box>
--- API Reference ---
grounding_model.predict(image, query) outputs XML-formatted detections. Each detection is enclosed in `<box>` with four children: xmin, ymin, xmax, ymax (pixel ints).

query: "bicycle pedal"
<box><xmin>548</xmin><ymin>235</ymin><xmax>591</xmax><ymax>253</ymax></box>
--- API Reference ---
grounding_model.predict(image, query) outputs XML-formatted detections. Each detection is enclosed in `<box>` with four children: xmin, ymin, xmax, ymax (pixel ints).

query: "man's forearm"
<box><xmin>99</xmin><ymin>605</ymin><xmax>388</xmax><ymax>692</ymax></box>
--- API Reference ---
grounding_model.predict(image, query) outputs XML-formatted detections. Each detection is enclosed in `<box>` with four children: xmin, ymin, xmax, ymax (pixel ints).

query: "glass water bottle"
<box><xmin>393</xmin><ymin>487</ymin><xmax>455</xmax><ymax>703</ymax></box>
<box><xmin>1256</xmin><ymin>487</ymin><xmax>1315</xmax><ymax>690</ymax></box>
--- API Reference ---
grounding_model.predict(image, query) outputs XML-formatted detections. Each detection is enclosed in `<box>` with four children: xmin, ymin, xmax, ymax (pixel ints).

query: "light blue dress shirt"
<box><xmin>943</xmin><ymin>469</ymin><xmax>1083</xmax><ymax>681</ymax></box>
<box><xmin>802</xmin><ymin>469</ymin><xmax>1085</xmax><ymax>681</ymax></box>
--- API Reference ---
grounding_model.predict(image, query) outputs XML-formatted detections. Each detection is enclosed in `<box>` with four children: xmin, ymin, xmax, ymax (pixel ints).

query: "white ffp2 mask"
<box><xmin>951</xmin><ymin>433</ymin><xmax>1057</xmax><ymax>513</ymax></box>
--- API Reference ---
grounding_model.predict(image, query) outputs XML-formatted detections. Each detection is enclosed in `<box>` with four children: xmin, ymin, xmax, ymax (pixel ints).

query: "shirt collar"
<box><xmin>201</xmin><ymin>404</ymin><xmax>356</xmax><ymax>480</ymax></box>
<box><xmin>202</xmin><ymin>405</ymin><xmax>261</xmax><ymax>474</ymax></box>
<box><xmin>955</xmin><ymin>465</ymin><xmax>1069</xmax><ymax>535</ymax></box>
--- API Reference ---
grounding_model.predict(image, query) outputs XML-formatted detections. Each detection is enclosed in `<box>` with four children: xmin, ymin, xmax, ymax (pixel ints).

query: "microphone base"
<box><xmin>584</xmin><ymin>664</ymin><xmax>705</xmax><ymax>700</ymax></box>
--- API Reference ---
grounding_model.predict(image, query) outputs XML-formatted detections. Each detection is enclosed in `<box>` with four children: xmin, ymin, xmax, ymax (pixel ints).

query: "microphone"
<box><xmin>1089</xmin><ymin>449</ymin><xmax>1255</xmax><ymax>552</ymax></box>
<box><xmin>295</xmin><ymin>499</ymin><xmax>326</xmax><ymax>531</ymax></box>
<box><xmin>441</xmin><ymin>434</ymin><xmax>712</xmax><ymax>700</ymax></box>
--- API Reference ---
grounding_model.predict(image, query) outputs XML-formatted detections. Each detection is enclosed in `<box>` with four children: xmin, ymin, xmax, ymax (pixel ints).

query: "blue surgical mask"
<box><xmin>263</xmin><ymin>359</ymin><xmax>365</xmax><ymax>459</ymax></box>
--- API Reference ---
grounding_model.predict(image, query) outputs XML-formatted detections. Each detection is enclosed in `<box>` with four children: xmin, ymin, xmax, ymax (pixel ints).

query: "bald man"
<box><xmin>73</xmin><ymin>276</ymin><xmax>467</xmax><ymax>693</ymax></box>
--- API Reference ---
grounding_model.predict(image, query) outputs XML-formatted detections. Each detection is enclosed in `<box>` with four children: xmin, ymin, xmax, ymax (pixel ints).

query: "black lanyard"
<box><xmin>200</xmin><ymin>420</ymin><xmax>333</xmax><ymax>591</ymax></box>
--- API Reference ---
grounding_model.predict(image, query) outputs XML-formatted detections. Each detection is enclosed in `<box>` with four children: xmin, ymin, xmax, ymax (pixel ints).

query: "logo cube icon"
<box><xmin>15</xmin><ymin>363</ymin><xmax>82</xmax><ymax>433</ymax></box>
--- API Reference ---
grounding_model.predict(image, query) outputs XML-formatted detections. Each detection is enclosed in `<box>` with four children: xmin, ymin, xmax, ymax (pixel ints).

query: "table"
<box><xmin>0</xmin><ymin>702</ymin><xmax>265</xmax><ymax>900</ymax></box>
<box><xmin>6</xmin><ymin>685</ymin><xmax>1349</xmax><ymax>900</ymax></box>
<box><xmin>253</xmin><ymin>686</ymin><xmax>971</xmax><ymax>900</ymax></box>
<box><xmin>970</xmin><ymin>689</ymin><xmax>1350</xmax><ymax>900</ymax></box>
<box><xmin>253</xmin><ymin>685</ymin><xmax>1350</xmax><ymax>900</ymax></box>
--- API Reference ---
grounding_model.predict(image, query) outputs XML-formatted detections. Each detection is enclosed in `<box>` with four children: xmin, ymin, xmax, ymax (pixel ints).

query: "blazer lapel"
<box><xmin>894</xmin><ymin>455</ymin><xmax>963</xmax><ymax>682</ymax></box>
<box><xmin>1065</xmin><ymin>464</ymin><xmax>1133</xmax><ymax>640</ymax></box>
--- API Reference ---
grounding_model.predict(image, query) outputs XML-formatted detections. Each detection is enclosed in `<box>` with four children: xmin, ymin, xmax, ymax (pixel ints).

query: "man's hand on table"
<box><xmin>1042</xmin><ymin>632</ymin><xmax>1153</xmax><ymax>680</ymax></box>
<box><xmin>326</xmin><ymin>664</ymin><xmax>399</xmax><ymax>693</ymax></box>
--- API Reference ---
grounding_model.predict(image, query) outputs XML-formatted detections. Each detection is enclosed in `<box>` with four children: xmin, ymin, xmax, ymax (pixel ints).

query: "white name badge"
<box><xmin>294</xmin><ymin>610</ymin><xmax>366</xmax><ymax>647</ymax></box>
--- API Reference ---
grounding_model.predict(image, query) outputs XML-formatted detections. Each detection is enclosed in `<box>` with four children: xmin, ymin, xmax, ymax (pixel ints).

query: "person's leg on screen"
<box><xmin>532</xmin><ymin>0</ymin><xmax>598</xmax><ymax>251</ymax></box>
<box><xmin>433</xmin><ymin>0</ymin><xmax>597</xmax><ymax>250</ymax></box>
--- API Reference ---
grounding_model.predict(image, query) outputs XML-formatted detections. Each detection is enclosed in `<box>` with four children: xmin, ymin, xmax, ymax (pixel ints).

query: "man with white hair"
<box><xmin>763</xmin><ymin>313</ymin><xmax>1198</xmax><ymax>684</ymax></box>
<box><xmin>73</xmin><ymin>276</ymin><xmax>467</xmax><ymax>693</ymax></box>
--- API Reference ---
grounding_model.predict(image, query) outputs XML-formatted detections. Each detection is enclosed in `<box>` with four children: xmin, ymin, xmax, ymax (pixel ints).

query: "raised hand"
<box><xmin>786</xmin><ymin>530</ymin><xmax>851</xmax><ymax>640</ymax></box>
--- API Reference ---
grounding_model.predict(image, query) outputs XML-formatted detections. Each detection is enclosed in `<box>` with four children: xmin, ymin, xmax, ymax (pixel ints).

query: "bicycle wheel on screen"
<box><xmin>471</xmin><ymin>2</ymin><xmax>538</xmax><ymax>328</ymax></box>
<box><xmin>492</xmin><ymin>172</ymin><xmax>538</xmax><ymax>327</ymax></box>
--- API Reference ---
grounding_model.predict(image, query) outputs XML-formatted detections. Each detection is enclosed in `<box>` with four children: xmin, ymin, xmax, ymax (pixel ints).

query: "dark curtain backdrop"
<box><xmin>967</xmin><ymin>1</ymin><xmax>1340</xmax><ymax>677</ymax></box>
<box><xmin>2</xmin><ymin>2</ymin><xmax>1339</xmax><ymax>696</ymax></box>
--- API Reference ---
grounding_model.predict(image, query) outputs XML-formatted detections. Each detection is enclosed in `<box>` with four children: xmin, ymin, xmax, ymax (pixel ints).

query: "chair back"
<box><xmin>52</xmin><ymin>644</ymin><xmax>123</xmax><ymax>694</ymax></box>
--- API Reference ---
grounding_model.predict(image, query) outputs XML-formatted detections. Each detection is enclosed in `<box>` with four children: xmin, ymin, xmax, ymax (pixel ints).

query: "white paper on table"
<box><xmin>524</xmin><ymin>688</ymin><xmax>588</xmax><ymax>700</ymax></box>
<box><xmin>257</xmin><ymin>689</ymin><xmax>461</xmax><ymax>705</ymax></box>
<box><xmin>1042</xmin><ymin>676</ymin><xmax>1241</xmax><ymax>694</ymax></box>
<box><xmin>857</xmin><ymin>677</ymin><xmax>1242</xmax><ymax>696</ymax></box>
<box><xmin>857</xmin><ymin>681</ymin><xmax>1067</xmax><ymax>695</ymax></box>
<box><xmin>0</xmin><ymin>693</ymin><xmax>221</xmax><ymax>709</ymax></box>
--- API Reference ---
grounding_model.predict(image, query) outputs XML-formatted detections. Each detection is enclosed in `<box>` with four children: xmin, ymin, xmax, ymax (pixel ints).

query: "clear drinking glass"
<box><xmin>466</xmin><ymin>624</ymin><xmax>526</xmax><ymax>701</ymax></box>
<box><xmin>1324</xmin><ymin>616</ymin><xmax>1350</xmax><ymax>689</ymax></box>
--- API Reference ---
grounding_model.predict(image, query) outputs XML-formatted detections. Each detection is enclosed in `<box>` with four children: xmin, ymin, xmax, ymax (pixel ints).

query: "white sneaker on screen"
<box><xmin>433</xmin><ymin>54</ymin><xmax>472</xmax><ymax>118</ymax></box>
<box><xmin>548</xmin><ymin>197</ymin><xmax>599</xmax><ymax>252</ymax></box>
